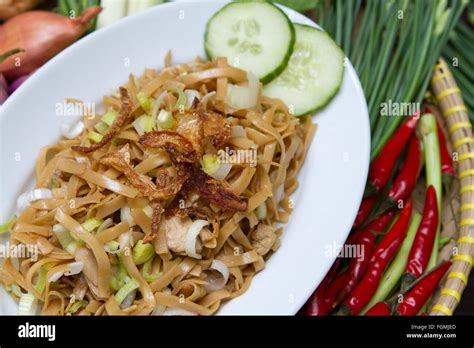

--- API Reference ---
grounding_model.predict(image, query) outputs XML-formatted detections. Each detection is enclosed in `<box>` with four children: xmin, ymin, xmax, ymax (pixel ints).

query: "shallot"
<box><xmin>0</xmin><ymin>6</ymin><xmax>102</xmax><ymax>80</ymax></box>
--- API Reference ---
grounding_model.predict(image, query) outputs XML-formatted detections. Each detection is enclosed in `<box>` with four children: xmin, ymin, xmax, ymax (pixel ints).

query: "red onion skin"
<box><xmin>0</xmin><ymin>7</ymin><xmax>102</xmax><ymax>81</ymax></box>
<box><xmin>8</xmin><ymin>74</ymin><xmax>29</xmax><ymax>94</ymax></box>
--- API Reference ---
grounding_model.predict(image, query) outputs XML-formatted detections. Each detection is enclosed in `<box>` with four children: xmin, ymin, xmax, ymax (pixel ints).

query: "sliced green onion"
<box><xmin>53</xmin><ymin>224</ymin><xmax>84</xmax><ymax>255</ymax></box>
<box><xmin>81</xmin><ymin>217</ymin><xmax>104</xmax><ymax>233</ymax></box>
<box><xmin>256</xmin><ymin>202</ymin><xmax>267</xmax><ymax>220</ymax></box>
<box><xmin>50</xmin><ymin>179</ymin><xmax>60</xmax><ymax>190</ymax></box>
<box><xmin>111</xmin><ymin>138</ymin><xmax>124</xmax><ymax>146</ymax></box>
<box><xmin>104</xmin><ymin>240</ymin><xmax>120</xmax><ymax>253</ymax></box>
<box><xmin>137</xmin><ymin>91</ymin><xmax>153</xmax><ymax>113</ymax></box>
<box><xmin>87</xmin><ymin>131</ymin><xmax>103</xmax><ymax>143</ymax></box>
<box><xmin>18</xmin><ymin>293</ymin><xmax>37</xmax><ymax>315</ymax></box>
<box><xmin>169</xmin><ymin>86</ymin><xmax>187</xmax><ymax>111</ymax></box>
<box><xmin>0</xmin><ymin>215</ymin><xmax>16</xmax><ymax>234</ymax></box>
<box><xmin>133</xmin><ymin>114</ymin><xmax>153</xmax><ymax>136</ymax></box>
<box><xmin>66</xmin><ymin>240</ymin><xmax>83</xmax><ymax>255</ymax></box>
<box><xmin>94</xmin><ymin>121</ymin><xmax>109</xmax><ymax>135</ymax></box>
<box><xmin>68</xmin><ymin>300</ymin><xmax>87</xmax><ymax>314</ymax></box>
<box><xmin>141</xmin><ymin>257</ymin><xmax>162</xmax><ymax>282</ymax></box>
<box><xmin>132</xmin><ymin>240</ymin><xmax>154</xmax><ymax>265</ymax></box>
<box><xmin>184</xmin><ymin>89</ymin><xmax>200</xmax><ymax>109</ymax></box>
<box><xmin>35</xmin><ymin>267</ymin><xmax>47</xmax><ymax>294</ymax></box>
<box><xmin>200</xmin><ymin>154</ymin><xmax>220</xmax><ymax>175</ymax></box>
<box><xmin>155</xmin><ymin>109</ymin><xmax>174</xmax><ymax>129</ymax></box>
<box><xmin>10</xmin><ymin>284</ymin><xmax>25</xmax><ymax>298</ymax></box>
<box><xmin>110</xmin><ymin>260</ymin><xmax>129</xmax><ymax>291</ymax></box>
<box><xmin>53</xmin><ymin>224</ymin><xmax>74</xmax><ymax>247</ymax></box>
<box><xmin>115</xmin><ymin>278</ymin><xmax>139</xmax><ymax>305</ymax></box>
<box><xmin>101</xmin><ymin>109</ymin><xmax>119</xmax><ymax>126</ymax></box>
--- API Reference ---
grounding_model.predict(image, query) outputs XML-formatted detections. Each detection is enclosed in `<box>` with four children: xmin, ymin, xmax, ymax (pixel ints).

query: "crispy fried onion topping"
<box><xmin>192</xmin><ymin>169</ymin><xmax>248</xmax><ymax>212</ymax></box>
<box><xmin>176</xmin><ymin>109</ymin><xmax>204</xmax><ymax>158</ymax></box>
<box><xmin>146</xmin><ymin>202</ymin><xmax>164</xmax><ymax>244</ymax></box>
<box><xmin>139</xmin><ymin>131</ymin><xmax>199</xmax><ymax>164</ymax></box>
<box><xmin>200</xmin><ymin>109</ymin><xmax>231</xmax><ymax>148</ymax></box>
<box><xmin>72</xmin><ymin>87</ymin><xmax>132</xmax><ymax>153</ymax></box>
<box><xmin>99</xmin><ymin>144</ymin><xmax>189</xmax><ymax>200</ymax></box>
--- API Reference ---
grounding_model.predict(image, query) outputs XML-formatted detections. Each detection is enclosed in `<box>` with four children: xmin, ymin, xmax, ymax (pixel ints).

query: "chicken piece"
<box><xmin>74</xmin><ymin>247</ymin><xmax>105</xmax><ymax>299</ymax></box>
<box><xmin>160</xmin><ymin>216</ymin><xmax>192</xmax><ymax>253</ymax></box>
<box><xmin>250</xmin><ymin>224</ymin><xmax>276</xmax><ymax>256</ymax></box>
<box><xmin>72</xmin><ymin>274</ymin><xmax>89</xmax><ymax>301</ymax></box>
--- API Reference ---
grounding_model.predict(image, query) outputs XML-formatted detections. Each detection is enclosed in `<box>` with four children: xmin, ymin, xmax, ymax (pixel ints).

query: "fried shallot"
<box><xmin>72</xmin><ymin>87</ymin><xmax>132</xmax><ymax>153</ymax></box>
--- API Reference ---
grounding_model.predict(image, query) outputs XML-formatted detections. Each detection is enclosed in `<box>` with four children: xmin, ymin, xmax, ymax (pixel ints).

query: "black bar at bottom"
<box><xmin>0</xmin><ymin>316</ymin><xmax>472</xmax><ymax>346</ymax></box>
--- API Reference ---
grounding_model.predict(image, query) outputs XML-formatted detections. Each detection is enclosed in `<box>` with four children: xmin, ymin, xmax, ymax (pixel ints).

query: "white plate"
<box><xmin>0</xmin><ymin>1</ymin><xmax>370</xmax><ymax>315</ymax></box>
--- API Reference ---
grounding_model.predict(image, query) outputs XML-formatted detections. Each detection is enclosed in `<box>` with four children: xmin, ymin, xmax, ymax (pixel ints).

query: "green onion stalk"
<box><xmin>442</xmin><ymin>20</ymin><xmax>474</xmax><ymax>122</ymax></box>
<box><xmin>317</xmin><ymin>0</ymin><xmax>467</xmax><ymax>159</ymax></box>
<box><xmin>360</xmin><ymin>212</ymin><xmax>422</xmax><ymax>314</ymax></box>
<box><xmin>419</xmin><ymin>114</ymin><xmax>442</xmax><ymax>270</ymax></box>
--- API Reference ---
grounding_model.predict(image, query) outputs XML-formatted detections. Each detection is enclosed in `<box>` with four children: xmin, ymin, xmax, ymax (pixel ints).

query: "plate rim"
<box><xmin>0</xmin><ymin>0</ymin><xmax>370</xmax><ymax>315</ymax></box>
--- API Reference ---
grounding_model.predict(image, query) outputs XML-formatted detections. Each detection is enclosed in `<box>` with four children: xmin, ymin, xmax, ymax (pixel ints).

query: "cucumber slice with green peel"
<box><xmin>205</xmin><ymin>1</ymin><xmax>295</xmax><ymax>84</ymax></box>
<box><xmin>263</xmin><ymin>24</ymin><xmax>345</xmax><ymax>116</ymax></box>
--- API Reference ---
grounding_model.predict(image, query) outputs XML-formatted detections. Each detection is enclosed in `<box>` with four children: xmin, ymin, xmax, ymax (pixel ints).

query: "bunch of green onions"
<box><xmin>442</xmin><ymin>17</ymin><xmax>474</xmax><ymax>123</ymax></box>
<box><xmin>316</xmin><ymin>0</ymin><xmax>467</xmax><ymax>160</ymax></box>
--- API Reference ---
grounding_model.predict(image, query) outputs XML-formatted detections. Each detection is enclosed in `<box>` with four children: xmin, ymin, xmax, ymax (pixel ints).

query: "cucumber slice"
<box><xmin>205</xmin><ymin>1</ymin><xmax>295</xmax><ymax>84</ymax></box>
<box><xmin>263</xmin><ymin>24</ymin><xmax>345</xmax><ymax>116</ymax></box>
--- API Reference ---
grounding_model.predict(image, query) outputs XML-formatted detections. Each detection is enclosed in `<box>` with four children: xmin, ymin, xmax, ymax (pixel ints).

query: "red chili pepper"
<box><xmin>376</xmin><ymin>198</ymin><xmax>413</xmax><ymax>253</ymax></box>
<box><xmin>305</xmin><ymin>260</ymin><xmax>340</xmax><ymax>315</ymax></box>
<box><xmin>335</xmin><ymin>229</ymin><xmax>376</xmax><ymax>305</ymax></box>
<box><xmin>386</xmin><ymin>135</ymin><xmax>422</xmax><ymax>205</ymax></box>
<box><xmin>337</xmin><ymin>200</ymin><xmax>412</xmax><ymax>315</ymax></box>
<box><xmin>321</xmin><ymin>271</ymin><xmax>348</xmax><ymax>313</ymax></box>
<box><xmin>346</xmin><ymin>209</ymin><xmax>396</xmax><ymax>246</ymax></box>
<box><xmin>339</xmin><ymin>233</ymin><xmax>406</xmax><ymax>315</ymax></box>
<box><xmin>396</xmin><ymin>261</ymin><xmax>452</xmax><ymax>316</ymax></box>
<box><xmin>352</xmin><ymin>196</ymin><xmax>377</xmax><ymax>229</ymax></box>
<box><xmin>336</xmin><ymin>210</ymin><xmax>397</xmax><ymax>305</ymax></box>
<box><xmin>365</xmin><ymin>208</ymin><xmax>397</xmax><ymax>234</ymax></box>
<box><xmin>401</xmin><ymin>186</ymin><xmax>439</xmax><ymax>290</ymax></box>
<box><xmin>366</xmin><ymin>114</ymin><xmax>419</xmax><ymax>195</ymax></box>
<box><xmin>365</xmin><ymin>301</ymin><xmax>392</xmax><ymax>316</ymax></box>
<box><xmin>436</xmin><ymin>119</ymin><xmax>455</xmax><ymax>185</ymax></box>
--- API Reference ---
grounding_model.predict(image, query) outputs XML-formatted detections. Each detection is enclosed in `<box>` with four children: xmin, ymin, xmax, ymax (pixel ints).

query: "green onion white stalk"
<box><xmin>96</xmin><ymin>0</ymin><xmax>128</xmax><ymax>29</ymax></box>
<box><xmin>420</xmin><ymin>114</ymin><xmax>442</xmax><ymax>270</ymax></box>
